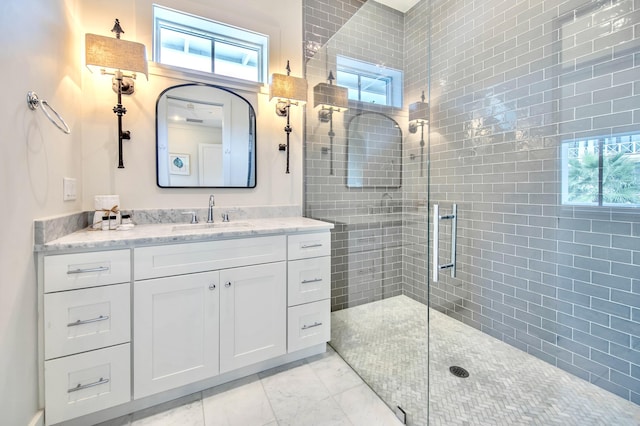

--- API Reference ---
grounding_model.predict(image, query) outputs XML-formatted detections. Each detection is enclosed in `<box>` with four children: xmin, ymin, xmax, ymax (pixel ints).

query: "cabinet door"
<box><xmin>220</xmin><ymin>262</ymin><xmax>286</xmax><ymax>373</ymax></box>
<box><xmin>133</xmin><ymin>271</ymin><xmax>220</xmax><ymax>399</ymax></box>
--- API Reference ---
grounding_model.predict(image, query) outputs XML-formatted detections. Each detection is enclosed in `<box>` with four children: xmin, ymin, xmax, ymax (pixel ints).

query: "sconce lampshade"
<box><xmin>314</xmin><ymin>82</ymin><xmax>348</xmax><ymax>112</ymax></box>
<box><xmin>85</xmin><ymin>33</ymin><xmax>149</xmax><ymax>79</ymax></box>
<box><xmin>269</xmin><ymin>73</ymin><xmax>307</xmax><ymax>103</ymax></box>
<box><xmin>409</xmin><ymin>100</ymin><xmax>429</xmax><ymax>122</ymax></box>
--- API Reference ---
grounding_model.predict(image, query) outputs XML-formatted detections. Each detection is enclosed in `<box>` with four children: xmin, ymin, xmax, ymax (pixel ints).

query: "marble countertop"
<box><xmin>35</xmin><ymin>217</ymin><xmax>334</xmax><ymax>253</ymax></box>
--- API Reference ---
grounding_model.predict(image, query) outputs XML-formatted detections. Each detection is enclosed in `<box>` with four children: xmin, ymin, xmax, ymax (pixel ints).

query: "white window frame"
<box><xmin>561</xmin><ymin>133</ymin><xmax>640</xmax><ymax>208</ymax></box>
<box><xmin>336</xmin><ymin>55</ymin><xmax>403</xmax><ymax>108</ymax></box>
<box><xmin>153</xmin><ymin>5</ymin><xmax>269</xmax><ymax>84</ymax></box>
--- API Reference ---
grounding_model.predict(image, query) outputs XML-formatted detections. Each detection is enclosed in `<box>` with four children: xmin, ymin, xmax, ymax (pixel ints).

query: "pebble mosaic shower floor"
<box><xmin>331</xmin><ymin>295</ymin><xmax>640</xmax><ymax>426</ymax></box>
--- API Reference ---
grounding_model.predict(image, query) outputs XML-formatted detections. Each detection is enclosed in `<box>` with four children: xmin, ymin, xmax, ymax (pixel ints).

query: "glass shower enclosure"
<box><xmin>304</xmin><ymin>0</ymin><xmax>640</xmax><ymax>424</ymax></box>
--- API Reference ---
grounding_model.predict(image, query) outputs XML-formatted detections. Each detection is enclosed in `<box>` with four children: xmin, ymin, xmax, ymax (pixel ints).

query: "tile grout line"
<box><xmin>258</xmin><ymin>371</ymin><xmax>281</xmax><ymax>426</ymax></box>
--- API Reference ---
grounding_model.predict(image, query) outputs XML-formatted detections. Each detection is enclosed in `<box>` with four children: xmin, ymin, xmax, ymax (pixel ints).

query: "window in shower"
<box><xmin>153</xmin><ymin>5</ymin><xmax>268</xmax><ymax>83</ymax></box>
<box><xmin>561</xmin><ymin>133</ymin><xmax>640</xmax><ymax>206</ymax></box>
<box><xmin>336</xmin><ymin>55</ymin><xmax>403</xmax><ymax>107</ymax></box>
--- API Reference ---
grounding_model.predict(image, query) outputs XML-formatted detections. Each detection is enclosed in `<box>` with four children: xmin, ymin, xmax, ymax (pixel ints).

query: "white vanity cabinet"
<box><xmin>132</xmin><ymin>235</ymin><xmax>287</xmax><ymax>399</ymax></box>
<box><xmin>41</xmin><ymin>249</ymin><xmax>132</xmax><ymax>426</ymax></box>
<box><xmin>38</xmin><ymin>222</ymin><xmax>332</xmax><ymax>425</ymax></box>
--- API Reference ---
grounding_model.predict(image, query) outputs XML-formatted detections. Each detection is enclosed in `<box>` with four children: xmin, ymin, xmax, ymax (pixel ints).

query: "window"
<box><xmin>336</xmin><ymin>56</ymin><xmax>403</xmax><ymax>108</ymax></box>
<box><xmin>153</xmin><ymin>5</ymin><xmax>268</xmax><ymax>83</ymax></box>
<box><xmin>561</xmin><ymin>134</ymin><xmax>640</xmax><ymax>207</ymax></box>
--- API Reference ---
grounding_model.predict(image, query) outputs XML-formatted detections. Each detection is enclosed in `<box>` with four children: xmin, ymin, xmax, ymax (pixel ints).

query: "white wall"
<box><xmin>0</xmin><ymin>0</ymin><xmax>302</xmax><ymax>424</ymax></box>
<box><xmin>1</xmin><ymin>1</ymin><xmax>83</xmax><ymax>424</ymax></box>
<box><xmin>80</xmin><ymin>0</ymin><xmax>304</xmax><ymax>210</ymax></box>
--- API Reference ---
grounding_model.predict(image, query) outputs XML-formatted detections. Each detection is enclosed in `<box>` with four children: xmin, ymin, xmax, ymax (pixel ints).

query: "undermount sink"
<box><xmin>171</xmin><ymin>221</ymin><xmax>252</xmax><ymax>232</ymax></box>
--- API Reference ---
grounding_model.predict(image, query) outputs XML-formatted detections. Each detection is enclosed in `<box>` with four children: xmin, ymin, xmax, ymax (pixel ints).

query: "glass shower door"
<box><xmin>427</xmin><ymin>0</ymin><xmax>640</xmax><ymax>423</ymax></box>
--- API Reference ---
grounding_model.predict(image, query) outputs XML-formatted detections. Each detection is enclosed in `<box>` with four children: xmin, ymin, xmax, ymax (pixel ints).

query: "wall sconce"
<box><xmin>313</xmin><ymin>71</ymin><xmax>348</xmax><ymax>175</ymax></box>
<box><xmin>85</xmin><ymin>19</ymin><xmax>148</xmax><ymax>169</ymax></box>
<box><xmin>269</xmin><ymin>60</ymin><xmax>307</xmax><ymax>174</ymax></box>
<box><xmin>408</xmin><ymin>90</ymin><xmax>429</xmax><ymax>177</ymax></box>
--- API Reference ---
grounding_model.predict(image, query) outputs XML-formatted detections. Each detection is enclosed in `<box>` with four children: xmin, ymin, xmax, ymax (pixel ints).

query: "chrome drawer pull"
<box><xmin>301</xmin><ymin>278</ymin><xmax>323</xmax><ymax>284</ymax></box>
<box><xmin>68</xmin><ymin>377</ymin><xmax>110</xmax><ymax>393</ymax></box>
<box><xmin>301</xmin><ymin>244</ymin><xmax>322</xmax><ymax>249</ymax></box>
<box><xmin>302</xmin><ymin>322</ymin><xmax>323</xmax><ymax>330</ymax></box>
<box><xmin>67</xmin><ymin>315</ymin><xmax>110</xmax><ymax>327</ymax></box>
<box><xmin>67</xmin><ymin>266</ymin><xmax>110</xmax><ymax>275</ymax></box>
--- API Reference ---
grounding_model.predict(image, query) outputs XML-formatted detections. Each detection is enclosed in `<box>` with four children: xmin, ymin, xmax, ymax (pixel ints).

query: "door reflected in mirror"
<box><xmin>157</xmin><ymin>84</ymin><xmax>256</xmax><ymax>188</ymax></box>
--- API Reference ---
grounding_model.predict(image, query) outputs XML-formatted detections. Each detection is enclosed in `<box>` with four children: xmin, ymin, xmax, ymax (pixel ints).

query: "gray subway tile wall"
<box><xmin>303</xmin><ymin>0</ymin><xmax>367</xmax><ymax>58</ymax></box>
<box><xmin>304</xmin><ymin>0</ymin><xmax>640</xmax><ymax>405</ymax></box>
<box><xmin>304</xmin><ymin>1</ymin><xmax>406</xmax><ymax>311</ymax></box>
<box><xmin>426</xmin><ymin>0</ymin><xmax>640</xmax><ymax>403</ymax></box>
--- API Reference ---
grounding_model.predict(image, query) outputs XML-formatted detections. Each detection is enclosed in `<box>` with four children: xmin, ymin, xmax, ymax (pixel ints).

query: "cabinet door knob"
<box><xmin>225</xmin><ymin>281</ymin><xmax>232</xmax><ymax>288</ymax></box>
<box><xmin>209</xmin><ymin>283</ymin><xmax>216</xmax><ymax>290</ymax></box>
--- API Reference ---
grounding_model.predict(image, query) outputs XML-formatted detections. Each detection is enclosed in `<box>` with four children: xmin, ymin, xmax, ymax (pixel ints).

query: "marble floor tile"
<box><xmin>333</xmin><ymin>383</ymin><xmax>404</xmax><ymax>426</ymax></box>
<box><xmin>94</xmin><ymin>353</ymin><xmax>385</xmax><ymax>426</ymax></box>
<box><xmin>275</xmin><ymin>395</ymin><xmax>352</xmax><ymax>426</ymax></box>
<box><xmin>202</xmin><ymin>374</ymin><xmax>276</xmax><ymax>426</ymax></box>
<box><xmin>259</xmin><ymin>362</ymin><xmax>333</xmax><ymax>423</ymax></box>
<box><xmin>132</xmin><ymin>398</ymin><xmax>204</xmax><ymax>426</ymax></box>
<box><xmin>306</xmin><ymin>347</ymin><xmax>365</xmax><ymax>396</ymax></box>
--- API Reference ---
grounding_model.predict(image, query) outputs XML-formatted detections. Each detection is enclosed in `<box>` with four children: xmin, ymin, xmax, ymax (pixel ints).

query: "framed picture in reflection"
<box><xmin>169</xmin><ymin>153</ymin><xmax>190</xmax><ymax>175</ymax></box>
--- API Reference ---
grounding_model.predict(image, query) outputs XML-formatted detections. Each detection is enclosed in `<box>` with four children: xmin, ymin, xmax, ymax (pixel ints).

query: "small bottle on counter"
<box><xmin>121</xmin><ymin>214</ymin><xmax>132</xmax><ymax>225</ymax></box>
<box><xmin>117</xmin><ymin>213</ymin><xmax>135</xmax><ymax>230</ymax></box>
<box><xmin>101</xmin><ymin>215</ymin><xmax>109</xmax><ymax>231</ymax></box>
<box><xmin>109</xmin><ymin>215</ymin><xmax>118</xmax><ymax>230</ymax></box>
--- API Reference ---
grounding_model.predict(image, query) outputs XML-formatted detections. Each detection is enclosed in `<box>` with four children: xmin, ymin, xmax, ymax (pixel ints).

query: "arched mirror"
<box><xmin>156</xmin><ymin>84</ymin><xmax>256</xmax><ymax>188</ymax></box>
<box><xmin>346</xmin><ymin>112</ymin><xmax>402</xmax><ymax>188</ymax></box>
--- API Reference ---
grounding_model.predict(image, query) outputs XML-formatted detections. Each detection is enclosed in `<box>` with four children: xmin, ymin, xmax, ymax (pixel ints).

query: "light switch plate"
<box><xmin>63</xmin><ymin>177</ymin><xmax>77</xmax><ymax>201</ymax></box>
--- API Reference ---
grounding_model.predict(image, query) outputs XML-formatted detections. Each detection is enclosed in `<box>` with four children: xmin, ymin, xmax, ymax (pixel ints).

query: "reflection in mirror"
<box><xmin>346</xmin><ymin>112</ymin><xmax>402</xmax><ymax>188</ymax></box>
<box><xmin>157</xmin><ymin>84</ymin><xmax>256</xmax><ymax>188</ymax></box>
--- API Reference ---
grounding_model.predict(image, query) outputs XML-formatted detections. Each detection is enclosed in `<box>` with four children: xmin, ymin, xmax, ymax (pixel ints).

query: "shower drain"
<box><xmin>449</xmin><ymin>366</ymin><xmax>470</xmax><ymax>378</ymax></box>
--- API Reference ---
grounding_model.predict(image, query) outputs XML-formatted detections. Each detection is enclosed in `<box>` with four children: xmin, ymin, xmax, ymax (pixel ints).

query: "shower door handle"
<box><xmin>432</xmin><ymin>203</ymin><xmax>457</xmax><ymax>282</ymax></box>
<box><xmin>433</xmin><ymin>204</ymin><xmax>439</xmax><ymax>282</ymax></box>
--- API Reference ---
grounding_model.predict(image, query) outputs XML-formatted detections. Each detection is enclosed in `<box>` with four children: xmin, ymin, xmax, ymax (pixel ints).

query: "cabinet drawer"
<box><xmin>44</xmin><ymin>250</ymin><xmax>131</xmax><ymax>293</ymax></box>
<box><xmin>288</xmin><ymin>256</ymin><xmax>331</xmax><ymax>306</ymax></box>
<box><xmin>44</xmin><ymin>283</ymin><xmax>130</xmax><ymax>360</ymax></box>
<box><xmin>135</xmin><ymin>235</ymin><xmax>286</xmax><ymax>280</ymax></box>
<box><xmin>287</xmin><ymin>299</ymin><xmax>330</xmax><ymax>353</ymax></box>
<box><xmin>287</xmin><ymin>232</ymin><xmax>330</xmax><ymax>260</ymax></box>
<box><xmin>44</xmin><ymin>344</ymin><xmax>130</xmax><ymax>425</ymax></box>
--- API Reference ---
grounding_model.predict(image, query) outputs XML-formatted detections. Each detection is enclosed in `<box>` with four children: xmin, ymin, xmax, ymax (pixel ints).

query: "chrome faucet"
<box><xmin>381</xmin><ymin>192</ymin><xmax>393</xmax><ymax>213</ymax></box>
<box><xmin>181</xmin><ymin>211</ymin><xmax>198</xmax><ymax>224</ymax></box>
<box><xmin>381</xmin><ymin>192</ymin><xmax>392</xmax><ymax>206</ymax></box>
<box><xmin>207</xmin><ymin>195</ymin><xmax>215</xmax><ymax>223</ymax></box>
